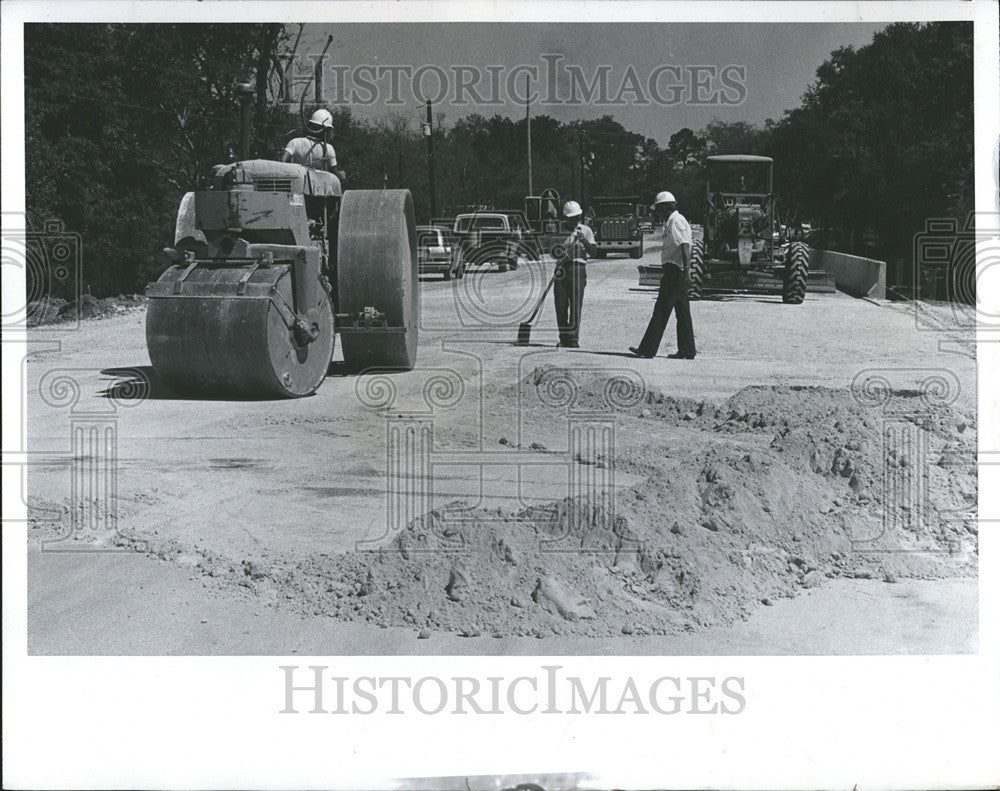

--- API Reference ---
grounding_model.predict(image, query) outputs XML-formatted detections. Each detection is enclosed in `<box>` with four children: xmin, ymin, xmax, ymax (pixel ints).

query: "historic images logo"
<box><xmin>278</xmin><ymin>53</ymin><xmax>747</xmax><ymax>108</ymax></box>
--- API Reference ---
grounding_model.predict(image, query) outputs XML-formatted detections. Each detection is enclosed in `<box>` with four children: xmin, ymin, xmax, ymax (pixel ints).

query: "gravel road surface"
<box><xmin>24</xmin><ymin>239</ymin><xmax>978</xmax><ymax>654</ymax></box>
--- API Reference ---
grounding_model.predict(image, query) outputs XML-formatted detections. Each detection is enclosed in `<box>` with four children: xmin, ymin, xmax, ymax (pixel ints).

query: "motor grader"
<box><xmin>145</xmin><ymin>160</ymin><xmax>418</xmax><ymax>397</ymax></box>
<box><xmin>637</xmin><ymin>155</ymin><xmax>834</xmax><ymax>303</ymax></box>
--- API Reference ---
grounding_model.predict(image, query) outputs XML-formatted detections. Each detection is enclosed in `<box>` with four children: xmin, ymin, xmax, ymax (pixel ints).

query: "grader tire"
<box><xmin>688</xmin><ymin>239</ymin><xmax>705</xmax><ymax>300</ymax></box>
<box><xmin>337</xmin><ymin>190</ymin><xmax>419</xmax><ymax>369</ymax></box>
<box><xmin>783</xmin><ymin>241</ymin><xmax>809</xmax><ymax>304</ymax></box>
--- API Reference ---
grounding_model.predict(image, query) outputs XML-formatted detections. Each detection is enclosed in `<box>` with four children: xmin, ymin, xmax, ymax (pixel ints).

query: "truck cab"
<box><xmin>453</xmin><ymin>210</ymin><xmax>541</xmax><ymax>272</ymax></box>
<box><xmin>588</xmin><ymin>196</ymin><xmax>644</xmax><ymax>259</ymax></box>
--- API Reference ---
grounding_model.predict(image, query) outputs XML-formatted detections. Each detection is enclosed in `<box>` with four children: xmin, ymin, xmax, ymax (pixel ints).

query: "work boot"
<box><xmin>629</xmin><ymin>346</ymin><xmax>654</xmax><ymax>358</ymax></box>
<box><xmin>667</xmin><ymin>351</ymin><xmax>696</xmax><ymax>359</ymax></box>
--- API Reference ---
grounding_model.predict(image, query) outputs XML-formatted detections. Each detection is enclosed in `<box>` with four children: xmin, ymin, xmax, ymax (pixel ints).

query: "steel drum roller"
<box><xmin>146</xmin><ymin>261</ymin><xmax>334</xmax><ymax>398</ymax></box>
<box><xmin>336</xmin><ymin>190</ymin><xmax>419</xmax><ymax>370</ymax></box>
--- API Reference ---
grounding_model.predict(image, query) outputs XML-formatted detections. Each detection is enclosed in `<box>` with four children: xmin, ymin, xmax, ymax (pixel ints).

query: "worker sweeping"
<box><xmin>553</xmin><ymin>200</ymin><xmax>596</xmax><ymax>348</ymax></box>
<box><xmin>279</xmin><ymin>108</ymin><xmax>346</xmax><ymax>183</ymax></box>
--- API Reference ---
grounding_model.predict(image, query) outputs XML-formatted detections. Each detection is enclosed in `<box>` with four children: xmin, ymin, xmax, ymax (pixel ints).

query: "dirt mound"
<box><xmin>27</xmin><ymin>294</ymin><xmax>145</xmax><ymax>326</ymax></box>
<box><xmin>39</xmin><ymin>375</ymin><xmax>971</xmax><ymax>639</ymax></box>
<box><xmin>146</xmin><ymin>382</ymin><xmax>974</xmax><ymax>639</ymax></box>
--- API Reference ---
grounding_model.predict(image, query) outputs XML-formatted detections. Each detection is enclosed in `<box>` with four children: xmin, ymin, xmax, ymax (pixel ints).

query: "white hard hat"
<box><xmin>307</xmin><ymin>108</ymin><xmax>334</xmax><ymax>133</ymax></box>
<box><xmin>652</xmin><ymin>191</ymin><xmax>676</xmax><ymax>207</ymax></box>
<box><xmin>563</xmin><ymin>200</ymin><xmax>583</xmax><ymax>218</ymax></box>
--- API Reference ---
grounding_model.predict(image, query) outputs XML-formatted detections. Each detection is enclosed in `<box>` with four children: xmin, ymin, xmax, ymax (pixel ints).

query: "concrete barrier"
<box><xmin>810</xmin><ymin>249</ymin><xmax>886</xmax><ymax>299</ymax></box>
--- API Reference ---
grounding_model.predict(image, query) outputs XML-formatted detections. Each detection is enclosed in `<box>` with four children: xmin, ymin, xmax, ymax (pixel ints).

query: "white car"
<box><xmin>417</xmin><ymin>226</ymin><xmax>463</xmax><ymax>280</ymax></box>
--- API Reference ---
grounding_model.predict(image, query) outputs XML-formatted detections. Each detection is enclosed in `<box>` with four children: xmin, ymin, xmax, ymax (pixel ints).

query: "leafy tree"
<box><xmin>703</xmin><ymin>120</ymin><xmax>767</xmax><ymax>156</ymax></box>
<box><xmin>24</xmin><ymin>22</ymin><xmax>972</xmax><ymax>296</ymax></box>
<box><xmin>25</xmin><ymin>23</ymin><xmax>289</xmax><ymax>296</ymax></box>
<box><xmin>766</xmin><ymin>22</ymin><xmax>973</xmax><ymax>283</ymax></box>
<box><xmin>667</xmin><ymin>128</ymin><xmax>706</xmax><ymax>167</ymax></box>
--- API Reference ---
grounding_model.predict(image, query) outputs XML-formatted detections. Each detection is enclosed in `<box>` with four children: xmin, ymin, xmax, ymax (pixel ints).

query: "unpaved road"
<box><xmin>24</xmin><ymin>239</ymin><xmax>978</xmax><ymax>654</ymax></box>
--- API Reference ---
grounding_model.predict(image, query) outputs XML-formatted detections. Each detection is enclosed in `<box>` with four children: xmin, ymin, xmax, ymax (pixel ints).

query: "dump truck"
<box><xmin>589</xmin><ymin>196</ymin><xmax>643</xmax><ymax>259</ymax></box>
<box><xmin>637</xmin><ymin>155</ymin><xmax>834</xmax><ymax>302</ymax></box>
<box><xmin>145</xmin><ymin>159</ymin><xmax>418</xmax><ymax>397</ymax></box>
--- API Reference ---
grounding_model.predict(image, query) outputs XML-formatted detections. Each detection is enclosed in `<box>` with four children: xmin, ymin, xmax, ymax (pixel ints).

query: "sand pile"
<box><xmin>27</xmin><ymin>293</ymin><xmax>146</xmax><ymax>326</ymax></box>
<box><xmin>66</xmin><ymin>374</ymin><xmax>974</xmax><ymax>638</ymax></box>
<box><xmin>232</xmin><ymin>381</ymin><xmax>977</xmax><ymax>638</ymax></box>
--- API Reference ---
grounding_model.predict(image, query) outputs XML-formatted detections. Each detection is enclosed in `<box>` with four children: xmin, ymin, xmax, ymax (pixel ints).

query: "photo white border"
<box><xmin>3</xmin><ymin>2</ymin><xmax>998</xmax><ymax>789</ymax></box>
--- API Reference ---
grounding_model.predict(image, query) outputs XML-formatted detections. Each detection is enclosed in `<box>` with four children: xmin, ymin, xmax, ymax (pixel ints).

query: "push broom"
<box><xmin>516</xmin><ymin>267</ymin><xmax>559</xmax><ymax>345</ymax></box>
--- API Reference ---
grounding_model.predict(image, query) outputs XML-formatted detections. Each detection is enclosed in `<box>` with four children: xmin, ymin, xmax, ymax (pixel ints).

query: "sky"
<box><xmin>291</xmin><ymin>23</ymin><xmax>890</xmax><ymax>146</ymax></box>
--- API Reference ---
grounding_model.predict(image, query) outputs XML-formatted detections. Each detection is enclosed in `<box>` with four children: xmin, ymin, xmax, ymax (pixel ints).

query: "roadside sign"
<box><xmin>524</xmin><ymin>196</ymin><xmax>542</xmax><ymax>223</ymax></box>
<box><xmin>541</xmin><ymin>187</ymin><xmax>560</xmax><ymax>221</ymax></box>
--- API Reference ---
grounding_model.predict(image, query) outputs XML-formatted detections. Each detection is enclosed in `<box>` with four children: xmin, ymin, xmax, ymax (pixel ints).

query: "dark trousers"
<box><xmin>553</xmin><ymin>262</ymin><xmax>587</xmax><ymax>345</ymax></box>
<box><xmin>638</xmin><ymin>264</ymin><xmax>696</xmax><ymax>357</ymax></box>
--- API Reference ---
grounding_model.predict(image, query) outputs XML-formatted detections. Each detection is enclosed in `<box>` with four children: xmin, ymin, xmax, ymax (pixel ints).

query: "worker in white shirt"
<box><xmin>553</xmin><ymin>200</ymin><xmax>596</xmax><ymax>348</ymax></box>
<box><xmin>279</xmin><ymin>109</ymin><xmax>346</xmax><ymax>183</ymax></box>
<box><xmin>630</xmin><ymin>191</ymin><xmax>697</xmax><ymax>359</ymax></box>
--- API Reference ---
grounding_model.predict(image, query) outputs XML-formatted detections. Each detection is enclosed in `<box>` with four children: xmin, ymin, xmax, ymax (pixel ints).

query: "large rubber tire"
<box><xmin>688</xmin><ymin>239</ymin><xmax>705</xmax><ymax>300</ymax></box>
<box><xmin>146</xmin><ymin>266</ymin><xmax>334</xmax><ymax>398</ymax></box>
<box><xmin>629</xmin><ymin>240</ymin><xmax>644</xmax><ymax>259</ymax></box>
<box><xmin>593</xmin><ymin>250</ymin><xmax>607</xmax><ymax>259</ymax></box>
<box><xmin>783</xmin><ymin>241</ymin><xmax>809</xmax><ymax>304</ymax></box>
<box><xmin>336</xmin><ymin>190</ymin><xmax>419</xmax><ymax>369</ymax></box>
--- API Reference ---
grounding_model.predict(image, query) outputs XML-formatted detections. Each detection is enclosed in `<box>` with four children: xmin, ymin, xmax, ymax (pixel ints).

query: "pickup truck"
<box><xmin>588</xmin><ymin>196</ymin><xmax>644</xmax><ymax>259</ymax></box>
<box><xmin>453</xmin><ymin>211</ymin><xmax>542</xmax><ymax>272</ymax></box>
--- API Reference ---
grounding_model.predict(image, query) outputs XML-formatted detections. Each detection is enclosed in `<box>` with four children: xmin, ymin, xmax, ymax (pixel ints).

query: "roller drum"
<box><xmin>336</xmin><ymin>190</ymin><xmax>419</xmax><ymax>370</ymax></box>
<box><xmin>146</xmin><ymin>262</ymin><xmax>333</xmax><ymax>398</ymax></box>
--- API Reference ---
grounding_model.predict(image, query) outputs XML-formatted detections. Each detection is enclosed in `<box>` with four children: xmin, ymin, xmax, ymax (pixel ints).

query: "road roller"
<box><xmin>145</xmin><ymin>159</ymin><xmax>418</xmax><ymax>397</ymax></box>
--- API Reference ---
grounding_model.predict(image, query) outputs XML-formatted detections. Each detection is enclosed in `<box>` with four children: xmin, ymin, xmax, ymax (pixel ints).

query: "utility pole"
<box><xmin>570</xmin><ymin>151</ymin><xmax>576</xmax><ymax>199</ymax></box>
<box><xmin>526</xmin><ymin>73</ymin><xmax>533</xmax><ymax>196</ymax></box>
<box><xmin>577</xmin><ymin>132</ymin><xmax>586</xmax><ymax>207</ymax></box>
<box><xmin>425</xmin><ymin>99</ymin><xmax>437</xmax><ymax>220</ymax></box>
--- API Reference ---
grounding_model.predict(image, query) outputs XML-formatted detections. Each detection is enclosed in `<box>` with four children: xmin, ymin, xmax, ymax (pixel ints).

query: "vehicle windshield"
<box><xmin>709</xmin><ymin>164</ymin><xmax>770</xmax><ymax>194</ymax></box>
<box><xmin>592</xmin><ymin>203</ymin><xmax>634</xmax><ymax>217</ymax></box>
<box><xmin>416</xmin><ymin>229</ymin><xmax>443</xmax><ymax>246</ymax></box>
<box><xmin>456</xmin><ymin>215</ymin><xmax>506</xmax><ymax>231</ymax></box>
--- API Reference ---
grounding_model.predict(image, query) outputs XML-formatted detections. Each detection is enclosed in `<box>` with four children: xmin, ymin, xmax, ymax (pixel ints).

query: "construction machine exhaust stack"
<box><xmin>235</xmin><ymin>82</ymin><xmax>255</xmax><ymax>161</ymax></box>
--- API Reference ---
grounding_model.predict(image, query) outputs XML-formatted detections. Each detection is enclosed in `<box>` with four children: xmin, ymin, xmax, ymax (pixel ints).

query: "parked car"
<box><xmin>453</xmin><ymin>211</ymin><xmax>542</xmax><ymax>272</ymax></box>
<box><xmin>417</xmin><ymin>225</ymin><xmax>463</xmax><ymax>280</ymax></box>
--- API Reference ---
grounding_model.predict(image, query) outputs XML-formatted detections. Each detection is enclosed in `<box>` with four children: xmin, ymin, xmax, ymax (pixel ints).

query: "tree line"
<box><xmin>24</xmin><ymin>21</ymin><xmax>972</xmax><ymax>297</ymax></box>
